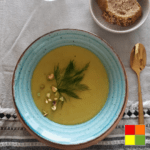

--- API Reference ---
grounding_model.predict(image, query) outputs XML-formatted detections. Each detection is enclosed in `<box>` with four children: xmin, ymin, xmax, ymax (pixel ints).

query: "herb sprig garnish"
<box><xmin>40</xmin><ymin>60</ymin><xmax>90</xmax><ymax>114</ymax></box>
<box><xmin>54</xmin><ymin>60</ymin><xmax>90</xmax><ymax>101</ymax></box>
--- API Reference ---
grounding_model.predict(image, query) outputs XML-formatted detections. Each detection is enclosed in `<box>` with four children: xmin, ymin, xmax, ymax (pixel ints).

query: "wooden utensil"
<box><xmin>130</xmin><ymin>43</ymin><xmax>146</xmax><ymax>124</ymax></box>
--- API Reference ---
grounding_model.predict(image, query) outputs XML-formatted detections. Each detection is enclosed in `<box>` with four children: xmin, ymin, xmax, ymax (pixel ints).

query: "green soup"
<box><xmin>31</xmin><ymin>45</ymin><xmax>109</xmax><ymax>125</ymax></box>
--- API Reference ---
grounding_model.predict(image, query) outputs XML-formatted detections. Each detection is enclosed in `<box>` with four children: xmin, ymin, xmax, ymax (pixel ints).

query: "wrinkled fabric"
<box><xmin>0</xmin><ymin>0</ymin><xmax>150</xmax><ymax>149</ymax></box>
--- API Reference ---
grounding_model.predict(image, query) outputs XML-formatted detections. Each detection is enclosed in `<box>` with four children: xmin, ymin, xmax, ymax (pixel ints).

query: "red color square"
<box><xmin>125</xmin><ymin>125</ymin><xmax>135</xmax><ymax>135</ymax></box>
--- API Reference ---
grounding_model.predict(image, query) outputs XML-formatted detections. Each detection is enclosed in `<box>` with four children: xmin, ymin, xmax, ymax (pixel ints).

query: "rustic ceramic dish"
<box><xmin>89</xmin><ymin>0</ymin><xmax>150</xmax><ymax>33</ymax></box>
<box><xmin>12</xmin><ymin>29</ymin><xmax>128</xmax><ymax>149</ymax></box>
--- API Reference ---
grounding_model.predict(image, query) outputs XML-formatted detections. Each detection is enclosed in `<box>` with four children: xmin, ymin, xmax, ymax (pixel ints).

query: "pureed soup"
<box><xmin>31</xmin><ymin>45</ymin><xmax>109</xmax><ymax>125</ymax></box>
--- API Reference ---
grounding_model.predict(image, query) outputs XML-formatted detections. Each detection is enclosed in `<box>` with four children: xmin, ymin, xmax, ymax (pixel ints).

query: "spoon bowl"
<box><xmin>130</xmin><ymin>43</ymin><xmax>146</xmax><ymax>74</ymax></box>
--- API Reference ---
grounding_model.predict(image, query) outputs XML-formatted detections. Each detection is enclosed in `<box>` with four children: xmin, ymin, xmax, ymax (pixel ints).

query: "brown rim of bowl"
<box><xmin>12</xmin><ymin>29</ymin><xmax>128</xmax><ymax>150</ymax></box>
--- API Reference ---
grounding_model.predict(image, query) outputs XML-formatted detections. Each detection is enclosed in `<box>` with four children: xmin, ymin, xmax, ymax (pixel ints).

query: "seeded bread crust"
<box><xmin>97</xmin><ymin>0</ymin><xmax>142</xmax><ymax>27</ymax></box>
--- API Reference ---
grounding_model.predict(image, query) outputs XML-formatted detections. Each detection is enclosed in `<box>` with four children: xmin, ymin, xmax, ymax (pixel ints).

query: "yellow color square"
<box><xmin>125</xmin><ymin>135</ymin><xmax>135</xmax><ymax>145</ymax></box>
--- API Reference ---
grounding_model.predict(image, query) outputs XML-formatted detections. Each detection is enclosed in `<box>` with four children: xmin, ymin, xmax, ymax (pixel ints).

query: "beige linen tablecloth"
<box><xmin>0</xmin><ymin>0</ymin><xmax>150</xmax><ymax>149</ymax></box>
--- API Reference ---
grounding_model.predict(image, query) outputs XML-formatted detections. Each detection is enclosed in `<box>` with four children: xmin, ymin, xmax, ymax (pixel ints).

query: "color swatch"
<box><xmin>125</xmin><ymin>125</ymin><xmax>145</xmax><ymax>145</ymax></box>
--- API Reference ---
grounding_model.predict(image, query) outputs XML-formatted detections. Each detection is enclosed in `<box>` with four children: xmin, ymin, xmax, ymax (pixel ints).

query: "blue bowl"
<box><xmin>12</xmin><ymin>29</ymin><xmax>128</xmax><ymax>149</ymax></box>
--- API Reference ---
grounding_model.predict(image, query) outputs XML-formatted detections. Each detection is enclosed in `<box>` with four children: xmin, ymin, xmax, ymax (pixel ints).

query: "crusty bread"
<box><xmin>97</xmin><ymin>0</ymin><xmax>142</xmax><ymax>27</ymax></box>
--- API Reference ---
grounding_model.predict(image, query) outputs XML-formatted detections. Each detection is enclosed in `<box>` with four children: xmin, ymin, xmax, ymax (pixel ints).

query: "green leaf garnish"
<box><xmin>54</xmin><ymin>60</ymin><xmax>90</xmax><ymax>108</ymax></box>
<box><xmin>58</xmin><ymin>89</ymin><xmax>81</xmax><ymax>99</ymax></box>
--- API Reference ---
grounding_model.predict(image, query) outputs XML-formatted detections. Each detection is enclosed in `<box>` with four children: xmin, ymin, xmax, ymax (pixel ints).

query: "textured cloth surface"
<box><xmin>0</xmin><ymin>0</ymin><xmax>150</xmax><ymax>149</ymax></box>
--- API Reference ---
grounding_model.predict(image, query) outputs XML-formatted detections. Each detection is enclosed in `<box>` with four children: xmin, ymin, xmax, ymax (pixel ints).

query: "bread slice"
<box><xmin>97</xmin><ymin>0</ymin><xmax>142</xmax><ymax>26</ymax></box>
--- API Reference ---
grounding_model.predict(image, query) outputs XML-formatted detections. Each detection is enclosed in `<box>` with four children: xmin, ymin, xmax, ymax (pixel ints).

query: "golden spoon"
<box><xmin>130</xmin><ymin>43</ymin><xmax>146</xmax><ymax>124</ymax></box>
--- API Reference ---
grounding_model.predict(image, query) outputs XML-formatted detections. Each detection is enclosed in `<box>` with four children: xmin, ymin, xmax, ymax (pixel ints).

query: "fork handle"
<box><xmin>137</xmin><ymin>73</ymin><xmax>144</xmax><ymax>124</ymax></box>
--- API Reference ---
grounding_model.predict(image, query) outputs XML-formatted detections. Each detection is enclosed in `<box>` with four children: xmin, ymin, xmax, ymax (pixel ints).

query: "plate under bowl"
<box><xmin>12</xmin><ymin>29</ymin><xmax>128</xmax><ymax>149</ymax></box>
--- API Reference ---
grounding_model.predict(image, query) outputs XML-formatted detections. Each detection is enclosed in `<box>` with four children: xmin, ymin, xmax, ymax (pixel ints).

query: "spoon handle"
<box><xmin>137</xmin><ymin>73</ymin><xmax>144</xmax><ymax>124</ymax></box>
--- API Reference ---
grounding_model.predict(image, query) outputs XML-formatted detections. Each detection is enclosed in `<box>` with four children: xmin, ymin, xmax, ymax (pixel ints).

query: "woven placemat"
<box><xmin>1</xmin><ymin>108</ymin><xmax>150</xmax><ymax>120</ymax></box>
